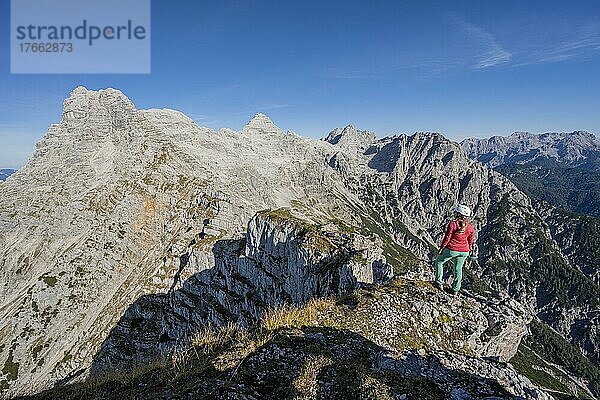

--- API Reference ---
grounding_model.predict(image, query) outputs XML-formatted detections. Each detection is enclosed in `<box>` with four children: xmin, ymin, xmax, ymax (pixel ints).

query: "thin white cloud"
<box><xmin>187</xmin><ymin>113</ymin><xmax>209</xmax><ymax>121</ymax></box>
<box><xmin>323</xmin><ymin>14</ymin><xmax>513</xmax><ymax>80</ymax></box>
<box><xmin>450</xmin><ymin>15</ymin><xmax>512</xmax><ymax>68</ymax></box>
<box><xmin>524</xmin><ymin>25</ymin><xmax>600</xmax><ymax>65</ymax></box>
<box><xmin>323</xmin><ymin>58</ymin><xmax>463</xmax><ymax>81</ymax></box>
<box><xmin>476</xmin><ymin>48</ymin><xmax>513</xmax><ymax>68</ymax></box>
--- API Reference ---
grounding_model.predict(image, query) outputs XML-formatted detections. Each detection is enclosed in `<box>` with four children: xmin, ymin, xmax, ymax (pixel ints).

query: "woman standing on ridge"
<box><xmin>434</xmin><ymin>204</ymin><xmax>475</xmax><ymax>295</ymax></box>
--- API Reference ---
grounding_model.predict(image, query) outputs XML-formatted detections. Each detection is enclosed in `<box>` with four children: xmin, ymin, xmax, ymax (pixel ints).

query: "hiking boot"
<box><xmin>433</xmin><ymin>281</ymin><xmax>443</xmax><ymax>291</ymax></box>
<box><xmin>443</xmin><ymin>286</ymin><xmax>458</xmax><ymax>296</ymax></box>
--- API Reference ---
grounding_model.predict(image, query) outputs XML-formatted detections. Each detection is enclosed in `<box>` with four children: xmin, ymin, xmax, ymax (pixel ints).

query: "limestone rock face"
<box><xmin>322</xmin><ymin>124</ymin><xmax>377</xmax><ymax>152</ymax></box>
<box><xmin>91</xmin><ymin>209</ymin><xmax>392</xmax><ymax>371</ymax></box>
<box><xmin>82</xmin><ymin>213</ymin><xmax>534</xmax><ymax>398</ymax></box>
<box><xmin>0</xmin><ymin>87</ymin><xmax>598</xmax><ymax>397</ymax></box>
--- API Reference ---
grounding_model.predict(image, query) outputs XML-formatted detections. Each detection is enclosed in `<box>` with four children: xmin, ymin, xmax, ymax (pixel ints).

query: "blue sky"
<box><xmin>1</xmin><ymin>0</ymin><xmax>600</xmax><ymax>168</ymax></box>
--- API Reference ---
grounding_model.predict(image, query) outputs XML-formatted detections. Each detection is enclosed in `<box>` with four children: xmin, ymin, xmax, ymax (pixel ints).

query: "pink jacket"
<box><xmin>441</xmin><ymin>220</ymin><xmax>475</xmax><ymax>252</ymax></box>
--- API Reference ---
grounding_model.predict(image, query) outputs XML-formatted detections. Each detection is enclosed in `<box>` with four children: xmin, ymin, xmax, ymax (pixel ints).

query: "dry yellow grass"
<box><xmin>190</xmin><ymin>322</ymin><xmax>240</xmax><ymax>352</ymax></box>
<box><xmin>19</xmin><ymin>298</ymin><xmax>340</xmax><ymax>399</ymax></box>
<box><xmin>260</xmin><ymin>298</ymin><xmax>332</xmax><ymax>331</ymax></box>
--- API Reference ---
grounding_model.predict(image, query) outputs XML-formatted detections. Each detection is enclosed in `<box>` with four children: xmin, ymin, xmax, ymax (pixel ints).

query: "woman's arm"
<box><xmin>467</xmin><ymin>226</ymin><xmax>475</xmax><ymax>249</ymax></box>
<box><xmin>440</xmin><ymin>222</ymin><xmax>454</xmax><ymax>249</ymax></box>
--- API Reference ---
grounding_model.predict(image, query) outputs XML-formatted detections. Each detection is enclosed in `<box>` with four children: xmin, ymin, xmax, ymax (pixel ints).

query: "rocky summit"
<box><xmin>0</xmin><ymin>87</ymin><xmax>599</xmax><ymax>399</ymax></box>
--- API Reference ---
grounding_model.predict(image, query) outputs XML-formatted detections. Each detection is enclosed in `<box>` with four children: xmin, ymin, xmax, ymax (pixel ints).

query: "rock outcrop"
<box><xmin>16</xmin><ymin>324</ymin><xmax>551</xmax><ymax>400</ymax></box>
<box><xmin>90</xmin><ymin>208</ymin><xmax>393</xmax><ymax>372</ymax></box>
<box><xmin>18</xmin><ymin>273</ymin><xmax>545</xmax><ymax>400</ymax></box>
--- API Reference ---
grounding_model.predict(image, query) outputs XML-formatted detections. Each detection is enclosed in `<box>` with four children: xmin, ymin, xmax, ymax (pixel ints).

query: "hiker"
<box><xmin>434</xmin><ymin>204</ymin><xmax>475</xmax><ymax>295</ymax></box>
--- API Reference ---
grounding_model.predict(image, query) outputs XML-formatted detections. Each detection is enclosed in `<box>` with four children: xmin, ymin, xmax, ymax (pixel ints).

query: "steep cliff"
<box><xmin>90</xmin><ymin>208</ymin><xmax>393</xmax><ymax>373</ymax></box>
<box><xmin>13</xmin><ymin>209</ymin><xmax>544</xmax><ymax>399</ymax></box>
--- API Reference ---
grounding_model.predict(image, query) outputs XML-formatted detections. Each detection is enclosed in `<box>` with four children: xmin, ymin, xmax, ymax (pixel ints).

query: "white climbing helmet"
<box><xmin>454</xmin><ymin>204</ymin><xmax>472</xmax><ymax>217</ymax></box>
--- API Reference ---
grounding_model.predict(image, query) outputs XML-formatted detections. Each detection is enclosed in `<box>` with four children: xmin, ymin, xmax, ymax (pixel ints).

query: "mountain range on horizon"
<box><xmin>0</xmin><ymin>87</ymin><xmax>599</xmax><ymax>399</ymax></box>
<box><xmin>461</xmin><ymin>130</ymin><xmax>600</xmax><ymax>168</ymax></box>
<box><xmin>462</xmin><ymin>131</ymin><xmax>600</xmax><ymax>217</ymax></box>
<box><xmin>1</xmin><ymin>91</ymin><xmax>598</xmax><ymax>176</ymax></box>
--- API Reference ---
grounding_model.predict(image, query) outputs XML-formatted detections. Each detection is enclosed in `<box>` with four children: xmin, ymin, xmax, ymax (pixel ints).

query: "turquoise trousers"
<box><xmin>434</xmin><ymin>248</ymin><xmax>469</xmax><ymax>292</ymax></box>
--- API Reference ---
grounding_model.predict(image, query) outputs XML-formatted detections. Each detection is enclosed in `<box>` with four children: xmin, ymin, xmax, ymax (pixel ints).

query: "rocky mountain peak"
<box><xmin>241</xmin><ymin>112</ymin><xmax>283</xmax><ymax>135</ymax></box>
<box><xmin>556</xmin><ymin>130</ymin><xmax>600</xmax><ymax>146</ymax></box>
<box><xmin>62</xmin><ymin>86</ymin><xmax>136</xmax><ymax>119</ymax></box>
<box><xmin>20</xmin><ymin>87</ymin><xmax>145</xmax><ymax>185</ymax></box>
<box><xmin>323</xmin><ymin>124</ymin><xmax>377</xmax><ymax>152</ymax></box>
<box><xmin>410</xmin><ymin>131</ymin><xmax>448</xmax><ymax>141</ymax></box>
<box><xmin>504</xmin><ymin>131</ymin><xmax>529</xmax><ymax>141</ymax></box>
